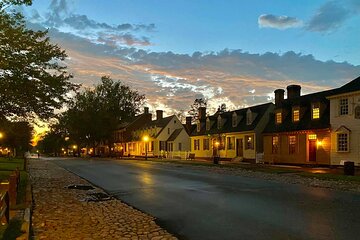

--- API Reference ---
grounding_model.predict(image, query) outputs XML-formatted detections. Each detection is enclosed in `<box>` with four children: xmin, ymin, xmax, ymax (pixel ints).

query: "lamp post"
<box><xmin>214</xmin><ymin>141</ymin><xmax>220</xmax><ymax>164</ymax></box>
<box><xmin>143</xmin><ymin>136</ymin><xmax>149</xmax><ymax>160</ymax></box>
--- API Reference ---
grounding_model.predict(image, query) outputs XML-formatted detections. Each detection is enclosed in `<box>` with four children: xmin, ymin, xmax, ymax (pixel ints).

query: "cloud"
<box><xmin>258</xmin><ymin>14</ymin><xmax>303</xmax><ymax>29</ymax></box>
<box><xmin>26</xmin><ymin>0</ymin><xmax>155</xmax><ymax>47</ymax></box>
<box><xmin>306</xmin><ymin>1</ymin><xmax>351</xmax><ymax>33</ymax></box>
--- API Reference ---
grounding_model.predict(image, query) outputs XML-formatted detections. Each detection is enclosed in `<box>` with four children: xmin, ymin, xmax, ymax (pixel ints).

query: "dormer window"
<box><xmin>246</xmin><ymin>109</ymin><xmax>252</xmax><ymax>125</ymax></box>
<box><xmin>206</xmin><ymin>118</ymin><xmax>211</xmax><ymax>131</ymax></box>
<box><xmin>293</xmin><ymin>108</ymin><xmax>300</xmax><ymax>122</ymax></box>
<box><xmin>232</xmin><ymin>112</ymin><xmax>237</xmax><ymax>127</ymax></box>
<box><xmin>217</xmin><ymin>115</ymin><xmax>222</xmax><ymax>129</ymax></box>
<box><xmin>312</xmin><ymin>103</ymin><xmax>320</xmax><ymax>119</ymax></box>
<box><xmin>355</xmin><ymin>106</ymin><xmax>360</xmax><ymax>119</ymax></box>
<box><xmin>275</xmin><ymin>112</ymin><xmax>282</xmax><ymax>124</ymax></box>
<box><xmin>196</xmin><ymin>120</ymin><xmax>201</xmax><ymax>132</ymax></box>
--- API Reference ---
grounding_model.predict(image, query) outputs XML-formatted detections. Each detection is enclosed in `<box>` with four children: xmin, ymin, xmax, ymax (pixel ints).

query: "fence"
<box><xmin>0</xmin><ymin>168</ymin><xmax>20</xmax><ymax>207</ymax></box>
<box><xmin>0</xmin><ymin>191</ymin><xmax>9</xmax><ymax>225</ymax></box>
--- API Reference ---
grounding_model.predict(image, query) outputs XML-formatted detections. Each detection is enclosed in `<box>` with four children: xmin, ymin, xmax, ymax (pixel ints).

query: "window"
<box><xmin>312</xmin><ymin>103</ymin><xmax>320</xmax><ymax>119</ymax></box>
<box><xmin>276</xmin><ymin>112</ymin><xmax>282</xmax><ymax>124</ymax></box>
<box><xmin>232</xmin><ymin>112</ymin><xmax>237</xmax><ymax>127</ymax></box>
<box><xmin>227</xmin><ymin>137</ymin><xmax>235</xmax><ymax>150</ymax></box>
<box><xmin>217</xmin><ymin>116</ymin><xmax>222</xmax><ymax>129</ymax></box>
<box><xmin>246</xmin><ymin>109</ymin><xmax>252</xmax><ymax>125</ymax></box>
<box><xmin>203</xmin><ymin>139</ymin><xmax>209</xmax><ymax>150</ymax></box>
<box><xmin>272</xmin><ymin>136</ymin><xmax>279</xmax><ymax>154</ymax></box>
<box><xmin>289</xmin><ymin>136</ymin><xmax>296</xmax><ymax>154</ymax></box>
<box><xmin>293</xmin><ymin>109</ymin><xmax>300</xmax><ymax>122</ymax></box>
<box><xmin>160</xmin><ymin>141</ymin><xmax>166</xmax><ymax>151</ymax></box>
<box><xmin>206</xmin><ymin>118</ymin><xmax>211</xmax><ymax>131</ymax></box>
<box><xmin>337</xmin><ymin>133</ymin><xmax>349</xmax><ymax>152</ymax></box>
<box><xmin>245</xmin><ymin>135</ymin><xmax>254</xmax><ymax>150</ymax></box>
<box><xmin>355</xmin><ymin>106</ymin><xmax>360</xmax><ymax>119</ymax></box>
<box><xmin>339</xmin><ymin>98</ymin><xmax>349</xmax><ymax>115</ymax></box>
<box><xmin>196</xmin><ymin>120</ymin><xmax>201</xmax><ymax>132</ymax></box>
<box><xmin>149</xmin><ymin>141</ymin><xmax>154</xmax><ymax>152</ymax></box>
<box><xmin>168</xmin><ymin>143</ymin><xmax>173</xmax><ymax>152</ymax></box>
<box><xmin>194</xmin><ymin>139</ymin><xmax>200</xmax><ymax>150</ymax></box>
<box><xmin>178</xmin><ymin>143</ymin><xmax>182</xmax><ymax>151</ymax></box>
<box><xmin>308</xmin><ymin>134</ymin><xmax>317</xmax><ymax>140</ymax></box>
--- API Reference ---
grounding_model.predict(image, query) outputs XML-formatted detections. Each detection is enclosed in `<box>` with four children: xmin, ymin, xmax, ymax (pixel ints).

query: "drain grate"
<box><xmin>67</xmin><ymin>184</ymin><xmax>95</xmax><ymax>190</ymax></box>
<box><xmin>82</xmin><ymin>192</ymin><xmax>111</xmax><ymax>202</ymax></box>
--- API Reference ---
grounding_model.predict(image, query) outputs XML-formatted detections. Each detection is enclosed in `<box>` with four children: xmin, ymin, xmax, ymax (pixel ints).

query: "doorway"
<box><xmin>308</xmin><ymin>140</ymin><xmax>316</xmax><ymax>162</ymax></box>
<box><xmin>236</xmin><ymin>138</ymin><xmax>243</xmax><ymax>157</ymax></box>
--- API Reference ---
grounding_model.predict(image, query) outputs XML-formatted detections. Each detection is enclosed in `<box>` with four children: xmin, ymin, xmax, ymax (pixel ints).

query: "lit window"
<box><xmin>293</xmin><ymin>109</ymin><xmax>299</xmax><ymax>122</ymax></box>
<box><xmin>245</xmin><ymin>135</ymin><xmax>254</xmax><ymax>150</ymax></box>
<box><xmin>308</xmin><ymin>134</ymin><xmax>317</xmax><ymax>140</ymax></box>
<box><xmin>289</xmin><ymin>135</ymin><xmax>296</xmax><ymax>154</ymax></box>
<box><xmin>276</xmin><ymin>112</ymin><xmax>282</xmax><ymax>124</ymax></box>
<box><xmin>337</xmin><ymin>133</ymin><xmax>348</xmax><ymax>152</ymax></box>
<box><xmin>272</xmin><ymin>136</ymin><xmax>279</xmax><ymax>154</ymax></box>
<box><xmin>312</xmin><ymin>104</ymin><xmax>320</xmax><ymax>119</ymax></box>
<box><xmin>339</xmin><ymin>98</ymin><xmax>348</xmax><ymax>115</ymax></box>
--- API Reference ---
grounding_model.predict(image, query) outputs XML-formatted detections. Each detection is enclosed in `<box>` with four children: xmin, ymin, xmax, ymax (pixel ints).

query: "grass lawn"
<box><xmin>299</xmin><ymin>172</ymin><xmax>360</xmax><ymax>183</ymax></box>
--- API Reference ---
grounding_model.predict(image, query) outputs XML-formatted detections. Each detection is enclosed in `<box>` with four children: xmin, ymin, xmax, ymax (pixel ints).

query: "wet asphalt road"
<box><xmin>50</xmin><ymin>158</ymin><xmax>360</xmax><ymax>240</ymax></box>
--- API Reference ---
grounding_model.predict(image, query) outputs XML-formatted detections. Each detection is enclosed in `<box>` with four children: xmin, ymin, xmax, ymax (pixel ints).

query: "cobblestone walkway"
<box><xmin>30</xmin><ymin>159</ymin><xmax>177</xmax><ymax>240</ymax></box>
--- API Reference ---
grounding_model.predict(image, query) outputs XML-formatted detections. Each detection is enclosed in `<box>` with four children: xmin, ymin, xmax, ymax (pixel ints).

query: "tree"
<box><xmin>217</xmin><ymin>103</ymin><xmax>227</xmax><ymax>114</ymax></box>
<box><xmin>0</xmin><ymin>0</ymin><xmax>78</xmax><ymax>120</ymax></box>
<box><xmin>61</xmin><ymin>76</ymin><xmax>145</xmax><ymax>155</ymax></box>
<box><xmin>188</xmin><ymin>98</ymin><xmax>207</xmax><ymax>122</ymax></box>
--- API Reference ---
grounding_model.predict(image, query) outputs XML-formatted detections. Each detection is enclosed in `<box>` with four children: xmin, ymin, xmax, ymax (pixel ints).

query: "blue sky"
<box><xmin>23</xmin><ymin>0</ymin><xmax>360</xmax><ymax>116</ymax></box>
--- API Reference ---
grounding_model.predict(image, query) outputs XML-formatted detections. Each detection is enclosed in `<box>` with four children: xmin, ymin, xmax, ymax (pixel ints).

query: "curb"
<box><xmin>16</xmin><ymin>165</ymin><xmax>32</xmax><ymax>240</ymax></box>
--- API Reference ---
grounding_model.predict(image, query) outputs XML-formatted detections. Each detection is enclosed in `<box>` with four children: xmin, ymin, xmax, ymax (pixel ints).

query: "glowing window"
<box><xmin>308</xmin><ymin>134</ymin><xmax>317</xmax><ymax>140</ymax></box>
<box><xmin>293</xmin><ymin>109</ymin><xmax>299</xmax><ymax>122</ymax></box>
<box><xmin>312</xmin><ymin>103</ymin><xmax>320</xmax><ymax>119</ymax></box>
<box><xmin>276</xmin><ymin>112</ymin><xmax>282</xmax><ymax>124</ymax></box>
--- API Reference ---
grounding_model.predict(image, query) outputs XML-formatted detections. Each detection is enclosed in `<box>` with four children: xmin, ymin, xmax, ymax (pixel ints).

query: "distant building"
<box><xmin>189</xmin><ymin>103</ymin><xmax>274</xmax><ymax>161</ymax></box>
<box><xmin>114</xmin><ymin>108</ymin><xmax>190</xmax><ymax>158</ymax></box>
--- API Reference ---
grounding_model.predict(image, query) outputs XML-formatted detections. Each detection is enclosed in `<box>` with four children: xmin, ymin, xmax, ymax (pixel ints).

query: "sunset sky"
<box><xmin>21</xmin><ymin>0</ymin><xmax>360</xmax><ymax>118</ymax></box>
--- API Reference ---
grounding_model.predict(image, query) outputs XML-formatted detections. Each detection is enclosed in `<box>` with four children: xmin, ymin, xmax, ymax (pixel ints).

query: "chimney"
<box><xmin>144</xmin><ymin>107</ymin><xmax>149</xmax><ymax>114</ymax></box>
<box><xmin>287</xmin><ymin>85</ymin><xmax>301</xmax><ymax>100</ymax></box>
<box><xmin>186</xmin><ymin>116</ymin><xmax>192</xmax><ymax>131</ymax></box>
<box><xmin>274</xmin><ymin>89</ymin><xmax>285</xmax><ymax>106</ymax></box>
<box><xmin>198</xmin><ymin>107</ymin><xmax>206</xmax><ymax>120</ymax></box>
<box><xmin>156</xmin><ymin>110</ymin><xmax>163</xmax><ymax>120</ymax></box>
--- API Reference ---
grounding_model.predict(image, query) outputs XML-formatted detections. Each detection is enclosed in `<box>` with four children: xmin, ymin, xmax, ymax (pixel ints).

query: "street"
<box><xmin>51</xmin><ymin>157</ymin><xmax>360</xmax><ymax>240</ymax></box>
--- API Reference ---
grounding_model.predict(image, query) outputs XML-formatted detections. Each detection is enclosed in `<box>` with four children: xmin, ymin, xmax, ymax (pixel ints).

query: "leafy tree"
<box><xmin>217</xmin><ymin>103</ymin><xmax>227</xmax><ymax>114</ymax></box>
<box><xmin>37</xmin><ymin>123</ymin><xmax>68</xmax><ymax>156</ymax></box>
<box><xmin>0</xmin><ymin>0</ymin><xmax>78</xmax><ymax>120</ymax></box>
<box><xmin>62</xmin><ymin>76</ymin><xmax>145</xmax><ymax>155</ymax></box>
<box><xmin>188</xmin><ymin>98</ymin><xmax>207</xmax><ymax>122</ymax></box>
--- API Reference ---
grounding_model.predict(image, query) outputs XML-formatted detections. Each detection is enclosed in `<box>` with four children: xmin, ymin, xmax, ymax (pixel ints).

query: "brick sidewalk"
<box><xmin>29</xmin><ymin>159</ymin><xmax>177</xmax><ymax>240</ymax></box>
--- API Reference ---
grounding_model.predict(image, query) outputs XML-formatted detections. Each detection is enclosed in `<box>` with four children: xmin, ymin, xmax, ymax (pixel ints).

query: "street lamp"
<box><xmin>214</xmin><ymin>141</ymin><xmax>220</xmax><ymax>164</ymax></box>
<box><xmin>0</xmin><ymin>132</ymin><xmax>3</xmax><ymax>139</ymax></box>
<box><xmin>143</xmin><ymin>135</ymin><xmax>149</xmax><ymax>160</ymax></box>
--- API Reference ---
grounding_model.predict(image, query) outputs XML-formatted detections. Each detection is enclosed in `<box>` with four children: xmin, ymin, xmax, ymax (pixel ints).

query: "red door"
<box><xmin>309</xmin><ymin>140</ymin><xmax>316</xmax><ymax>162</ymax></box>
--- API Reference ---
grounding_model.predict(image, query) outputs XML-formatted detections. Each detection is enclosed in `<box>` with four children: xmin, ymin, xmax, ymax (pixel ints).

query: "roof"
<box><xmin>329</xmin><ymin>76</ymin><xmax>360</xmax><ymax>96</ymax></box>
<box><xmin>167</xmin><ymin>128</ymin><xmax>183</xmax><ymax>141</ymax></box>
<box><xmin>143</xmin><ymin>115</ymin><xmax>173</xmax><ymax>129</ymax></box>
<box><xmin>190</xmin><ymin>102</ymin><xmax>273</xmax><ymax>136</ymax></box>
<box><xmin>263</xmin><ymin>89</ymin><xmax>333</xmax><ymax>134</ymax></box>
